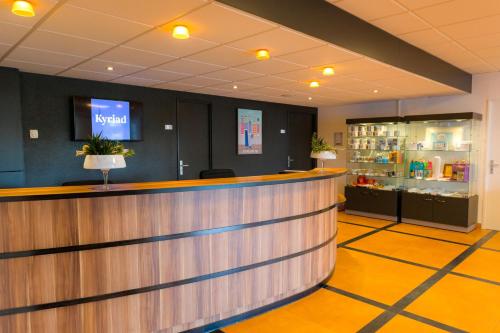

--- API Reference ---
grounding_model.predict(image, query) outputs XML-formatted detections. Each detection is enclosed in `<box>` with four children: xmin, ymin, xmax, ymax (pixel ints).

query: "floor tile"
<box><xmin>348</xmin><ymin>231</ymin><xmax>468</xmax><ymax>268</ymax></box>
<box><xmin>452</xmin><ymin>249</ymin><xmax>500</xmax><ymax>283</ymax></box>
<box><xmin>388</xmin><ymin>223</ymin><xmax>490</xmax><ymax>245</ymax></box>
<box><xmin>222</xmin><ymin>289</ymin><xmax>383</xmax><ymax>333</ymax></box>
<box><xmin>406</xmin><ymin>274</ymin><xmax>500</xmax><ymax>333</ymax></box>
<box><xmin>338</xmin><ymin>211</ymin><xmax>393</xmax><ymax>228</ymax></box>
<box><xmin>327</xmin><ymin>248</ymin><xmax>435</xmax><ymax>305</ymax></box>
<box><xmin>337</xmin><ymin>222</ymin><xmax>374</xmax><ymax>244</ymax></box>
<box><xmin>378</xmin><ymin>315</ymin><xmax>447</xmax><ymax>333</ymax></box>
<box><xmin>482</xmin><ymin>232</ymin><xmax>500</xmax><ymax>250</ymax></box>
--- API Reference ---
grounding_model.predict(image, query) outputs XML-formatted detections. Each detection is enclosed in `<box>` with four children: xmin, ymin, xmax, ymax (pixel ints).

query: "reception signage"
<box><xmin>237</xmin><ymin>108</ymin><xmax>262</xmax><ymax>155</ymax></box>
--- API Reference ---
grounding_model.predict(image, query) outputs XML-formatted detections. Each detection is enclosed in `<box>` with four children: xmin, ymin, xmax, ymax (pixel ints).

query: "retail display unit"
<box><xmin>344</xmin><ymin>117</ymin><xmax>406</xmax><ymax>221</ymax></box>
<box><xmin>401</xmin><ymin>112</ymin><xmax>482</xmax><ymax>232</ymax></box>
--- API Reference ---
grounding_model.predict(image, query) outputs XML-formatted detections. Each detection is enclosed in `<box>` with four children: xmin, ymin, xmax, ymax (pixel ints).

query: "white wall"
<box><xmin>319</xmin><ymin>71</ymin><xmax>500</xmax><ymax>223</ymax></box>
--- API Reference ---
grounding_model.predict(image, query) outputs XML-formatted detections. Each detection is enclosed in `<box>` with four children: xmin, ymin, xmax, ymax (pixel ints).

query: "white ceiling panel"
<box><xmin>72</xmin><ymin>59</ymin><xmax>145</xmax><ymax>76</ymax></box>
<box><xmin>440</xmin><ymin>15</ymin><xmax>500</xmax><ymax>40</ymax></box>
<box><xmin>0</xmin><ymin>22</ymin><xmax>30</xmax><ymax>45</ymax></box>
<box><xmin>395</xmin><ymin>0</ymin><xmax>450</xmax><ymax>10</ymax></box>
<box><xmin>371</xmin><ymin>12</ymin><xmax>429</xmax><ymax>35</ymax></box>
<box><xmin>60</xmin><ymin>68</ymin><xmax>120</xmax><ymax>81</ymax></box>
<box><xmin>174</xmin><ymin>75</ymin><xmax>230</xmax><ymax>87</ymax></box>
<box><xmin>187</xmin><ymin>45</ymin><xmax>254</xmax><ymax>67</ymax></box>
<box><xmin>163</xmin><ymin>2</ymin><xmax>276</xmax><ymax>44</ymax></box>
<box><xmin>398</xmin><ymin>29</ymin><xmax>450</xmax><ymax>48</ymax></box>
<box><xmin>39</xmin><ymin>4</ymin><xmax>151</xmax><ymax>44</ymax></box>
<box><xmin>155</xmin><ymin>58</ymin><xmax>224</xmax><ymax>75</ymax></box>
<box><xmin>0</xmin><ymin>0</ymin><xmax>58</xmax><ymax>27</ymax></box>
<box><xmin>1</xmin><ymin>58</ymin><xmax>65</xmax><ymax>75</ymax></box>
<box><xmin>331</xmin><ymin>0</ymin><xmax>405</xmax><ymax>21</ymax></box>
<box><xmin>111</xmin><ymin>75</ymin><xmax>163</xmax><ymax>87</ymax></box>
<box><xmin>8</xmin><ymin>46</ymin><xmax>86</xmax><ymax>68</ymax></box>
<box><xmin>235</xmin><ymin>58</ymin><xmax>304</xmax><ymax>75</ymax></box>
<box><xmin>203</xmin><ymin>68</ymin><xmax>262</xmax><ymax>81</ymax></box>
<box><xmin>67</xmin><ymin>0</ymin><xmax>208</xmax><ymax>26</ymax></box>
<box><xmin>277</xmin><ymin>45</ymin><xmax>361</xmax><ymax>67</ymax></box>
<box><xmin>153</xmin><ymin>81</ymin><xmax>201</xmax><ymax>91</ymax></box>
<box><xmin>20</xmin><ymin>30</ymin><xmax>114</xmax><ymax>58</ymax></box>
<box><xmin>211</xmin><ymin>81</ymin><xmax>259</xmax><ymax>91</ymax></box>
<box><xmin>274</xmin><ymin>68</ymin><xmax>323</xmax><ymax>82</ymax></box>
<box><xmin>228</xmin><ymin>27</ymin><xmax>324</xmax><ymax>56</ymax></box>
<box><xmin>129</xmin><ymin>68</ymin><xmax>190</xmax><ymax>82</ymax></box>
<box><xmin>125</xmin><ymin>28</ymin><xmax>217</xmax><ymax>58</ymax></box>
<box><xmin>0</xmin><ymin>42</ymin><xmax>10</xmax><ymax>58</ymax></box>
<box><xmin>96</xmin><ymin>46</ymin><xmax>176</xmax><ymax>68</ymax></box>
<box><xmin>239</xmin><ymin>75</ymin><xmax>295</xmax><ymax>87</ymax></box>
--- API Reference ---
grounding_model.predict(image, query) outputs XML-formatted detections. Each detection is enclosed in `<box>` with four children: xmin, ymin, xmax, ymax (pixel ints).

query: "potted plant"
<box><xmin>76</xmin><ymin>133</ymin><xmax>134</xmax><ymax>189</ymax></box>
<box><xmin>310</xmin><ymin>132</ymin><xmax>336</xmax><ymax>168</ymax></box>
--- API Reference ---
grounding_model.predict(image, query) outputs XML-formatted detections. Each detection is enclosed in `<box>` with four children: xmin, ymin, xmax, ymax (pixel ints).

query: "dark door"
<box><xmin>177</xmin><ymin>100</ymin><xmax>211</xmax><ymax>180</ymax></box>
<box><xmin>287</xmin><ymin>111</ymin><xmax>315</xmax><ymax>170</ymax></box>
<box><xmin>433</xmin><ymin>196</ymin><xmax>469</xmax><ymax>227</ymax></box>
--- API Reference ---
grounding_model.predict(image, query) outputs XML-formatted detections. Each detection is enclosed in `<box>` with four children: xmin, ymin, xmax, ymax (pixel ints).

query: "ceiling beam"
<box><xmin>216</xmin><ymin>0</ymin><xmax>472</xmax><ymax>93</ymax></box>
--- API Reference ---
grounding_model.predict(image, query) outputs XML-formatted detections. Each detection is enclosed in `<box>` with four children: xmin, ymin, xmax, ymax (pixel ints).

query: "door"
<box><xmin>177</xmin><ymin>100</ymin><xmax>211</xmax><ymax>180</ymax></box>
<box><xmin>287</xmin><ymin>111</ymin><xmax>315</xmax><ymax>170</ymax></box>
<box><xmin>484</xmin><ymin>100</ymin><xmax>500</xmax><ymax>230</ymax></box>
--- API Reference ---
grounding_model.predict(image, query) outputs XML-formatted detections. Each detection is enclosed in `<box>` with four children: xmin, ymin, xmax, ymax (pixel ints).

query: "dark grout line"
<box><xmin>384</xmin><ymin>229</ymin><xmax>471</xmax><ymax>246</ymax></box>
<box><xmin>337</xmin><ymin>222</ymin><xmax>399</xmax><ymax>247</ymax></box>
<box><xmin>337</xmin><ymin>220</ymin><xmax>378</xmax><ymax>229</ymax></box>
<box><xmin>341</xmin><ymin>246</ymin><xmax>439</xmax><ymax>271</ymax></box>
<box><xmin>322</xmin><ymin>285</ymin><xmax>390</xmax><ymax>310</ymax></box>
<box><xmin>399</xmin><ymin>311</ymin><xmax>468</xmax><ymax>333</ymax></box>
<box><xmin>449</xmin><ymin>271</ymin><xmax>500</xmax><ymax>286</ymax></box>
<box><xmin>481</xmin><ymin>246</ymin><xmax>500</xmax><ymax>253</ymax></box>
<box><xmin>357</xmin><ymin>230</ymin><xmax>498</xmax><ymax>333</ymax></box>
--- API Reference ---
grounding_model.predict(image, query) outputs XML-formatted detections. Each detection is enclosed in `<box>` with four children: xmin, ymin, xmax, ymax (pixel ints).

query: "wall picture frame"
<box><xmin>237</xmin><ymin>108</ymin><xmax>263</xmax><ymax>155</ymax></box>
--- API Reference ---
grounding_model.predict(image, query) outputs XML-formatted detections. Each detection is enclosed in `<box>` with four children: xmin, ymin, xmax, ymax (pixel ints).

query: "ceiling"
<box><xmin>0</xmin><ymin>0</ymin><xmax>463</xmax><ymax>107</ymax></box>
<box><xmin>329</xmin><ymin>0</ymin><xmax>500</xmax><ymax>75</ymax></box>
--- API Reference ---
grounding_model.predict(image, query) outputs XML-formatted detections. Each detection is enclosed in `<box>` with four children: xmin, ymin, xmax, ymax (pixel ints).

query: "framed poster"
<box><xmin>333</xmin><ymin>132</ymin><xmax>343</xmax><ymax>147</ymax></box>
<box><xmin>237</xmin><ymin>108</ymin><xmax>262</xmax><ymax>155</ymax></box>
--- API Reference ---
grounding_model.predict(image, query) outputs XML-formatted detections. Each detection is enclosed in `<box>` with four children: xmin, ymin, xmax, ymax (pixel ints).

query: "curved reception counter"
<box><xmin>0</xmin><ymin>168</ymin><xmax>345</xmax><ymax>332</ymax></box>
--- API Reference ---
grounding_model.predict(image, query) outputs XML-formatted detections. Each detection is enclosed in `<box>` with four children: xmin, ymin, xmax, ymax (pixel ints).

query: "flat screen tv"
<box><xmin>72</xmin><ymin>96</ymin><xmax>143</xmax><ymax>141</ymax></box>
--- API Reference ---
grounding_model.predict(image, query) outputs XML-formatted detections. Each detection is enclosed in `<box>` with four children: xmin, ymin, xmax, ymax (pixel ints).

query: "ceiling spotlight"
<box><xmin>233</xmin><ymin>85</ymin><xmax>238</xmax><ymax>90</ymax></box>
<box><xmin>256</xmin><ymin>49</ymin><xmax>270</xmax><ymax>60</ymax></box>
<box><xmin>308</xmin><ymin>97</ymin><xmax>313</xmax><ymax>101</ymax></box>
<box><xmin>11</xmin><ymin>0</ymin><xmax>35</xmax><ymax>17</ymax></box>
<box><xmin>309</xmin><ymin>81</ymin><xmax>320</xmax><ymax>88</ymax></box>
<box><xmin>172</xmin><ymin>25</ymin><xmax>190</xmax><ymax>39</ymax></box>
<box><xmin>322</xmin><ymin>67</ymin><xmax>335</xmax><ymax>76</ymax></box>
<box><xmin>106</xmin><ymin>66</ymin><xmax>114</xmax><ymax>71</ymax></box>
<box><xmin>373</xmin><ymin>89</ymin><xmax>379</xmax><ymax>93</ymax></box>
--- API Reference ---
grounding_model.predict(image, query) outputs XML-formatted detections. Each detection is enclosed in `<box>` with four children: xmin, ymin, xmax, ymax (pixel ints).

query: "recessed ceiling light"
<box><xmin>233</xmin><ymin>85</ymin><xmax>238</xmax><ymax>90</ymax></box>
<box><xmin>373</xmin><ymin>89</ymin><xmax>379</xmax><ymax>93</ymax></box>
<box><xmin>106</xmin><ymin>66</ymin><xmax>114</xmax><ymax>71</ymax></box>
<box><xmin>11</xmin><ymin>0</ymin><xmax>35</xmax><ymax>17</ymax></box>
<box><xmin>322</xmin><ymin>67</ymin><xmax>335</xmax><ymax>76</ymax></box>
<box><xmin>308</xmin><ymin>97</ymin><xmax>313</xmax><ymax>101</ymax></box>
<box><xmin>256</xmin><ymin>49</ymin><xmax>270</xmax><ymax>60</ymax></box>
<box><xmin>309</xmin><ymin>81</ymin><xmax>320</xmax><ymax>88</ymax></box>
<box><xmin>172</xmin><ymin>25</ymin><xmax>190</xmax><ymax>39</ymax></box>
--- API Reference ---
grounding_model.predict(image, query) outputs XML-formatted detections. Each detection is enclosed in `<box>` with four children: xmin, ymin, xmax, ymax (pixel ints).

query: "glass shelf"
<box><xmin>348</xmin><ymin>174</ymin><xmax>404</xmax><ymax>179</ymax></box>
<box><xmin>405</xmin><ymin>178</ymin><xmax>469</xmax><ymax>183</ymax></box>
<box><xmin>406</xmin><ymin>149</ymin><xmax>471</xmax><ymax>152</ymax></box>
<box><xmin>349</xmin><ymin>161</ymin><xmax>402</xmax><ymax>165</ymax></box>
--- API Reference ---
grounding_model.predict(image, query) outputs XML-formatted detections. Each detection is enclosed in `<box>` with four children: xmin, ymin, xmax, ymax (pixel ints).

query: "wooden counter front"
<box><xmin>0</xmin><ymin>168</ymin><xmax>345</xmax><ymax>332</ymax></box>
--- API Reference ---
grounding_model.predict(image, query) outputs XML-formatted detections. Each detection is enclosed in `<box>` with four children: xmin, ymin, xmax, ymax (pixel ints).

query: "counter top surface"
<box><xmin>0</xmin><ymin>168</ymin><xmax>346</xmax><ymax>201</ymax></box>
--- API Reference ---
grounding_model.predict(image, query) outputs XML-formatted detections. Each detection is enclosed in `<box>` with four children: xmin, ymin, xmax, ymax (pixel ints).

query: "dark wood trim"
<box><xmin>346</xmin><ymin>117</ymin><xmax>404</xmax><ymax>124</ymax></box>
<box><xmin>216</xmin><ymin>0</ymin><xmax>471</xmax><ymax>92</ymax></box>
<box><xmin>404</xmin><ymin>112</ymin><xmax>482</xmax><ymax>122</ymax></box>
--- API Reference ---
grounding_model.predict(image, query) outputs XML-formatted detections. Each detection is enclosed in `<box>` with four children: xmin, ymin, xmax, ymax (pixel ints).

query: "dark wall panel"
<box><xmin>18</xmin><ymin>72</ymin><xmax>316</xmax><ymax>187</ymax></box>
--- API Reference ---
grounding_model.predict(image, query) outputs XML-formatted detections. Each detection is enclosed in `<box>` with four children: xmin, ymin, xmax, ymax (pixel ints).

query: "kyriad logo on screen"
<box><xmin>94</xmin><ymin>114</ymin><xmax>128</xmax><ymax>125</ymax></box>
<box><xmin>90</xmin><ymin>98</ymin><xmax>131</xmax><ymax>140</ymax></box>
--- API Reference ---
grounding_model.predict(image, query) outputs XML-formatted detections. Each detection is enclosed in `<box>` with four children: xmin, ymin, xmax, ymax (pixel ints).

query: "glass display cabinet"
<box><xmin>401</xmin><ymin>113</ymin><xmax>482</xmax><ymax>232</ymax></box>
<box><xmin>344</xmin><ymin>117</ymin><xmax>406</xmax><ymax>221</ymax></box>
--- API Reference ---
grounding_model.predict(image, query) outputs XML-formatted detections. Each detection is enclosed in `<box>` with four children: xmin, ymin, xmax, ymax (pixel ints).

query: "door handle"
<box><xmin>287</xmin><ymin>156</ymin><xmax>294</xmax><ymax>168</ymax></box>
<box><xmin>490</xmin><ymin>160</ymin><xmax>499</xmax><ymax>174</ymax></box>
<box><xmin>179</xmin><ymin>160</ymin><xmax>189</xmax><ymax>176</ymax></box>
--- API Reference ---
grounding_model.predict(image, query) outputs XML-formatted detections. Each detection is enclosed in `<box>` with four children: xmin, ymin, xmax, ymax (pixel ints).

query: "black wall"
<box><xmin>13</xmin><ymin>70</ymin><xmax>316</xmax><ymax>187</ymax></box>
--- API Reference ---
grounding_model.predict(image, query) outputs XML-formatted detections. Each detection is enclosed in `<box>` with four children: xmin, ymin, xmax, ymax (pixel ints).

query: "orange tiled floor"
<box><xmin>221</xmin><ymin>215</ymin><xmax>499</xmax><ymax>333</ymax></box>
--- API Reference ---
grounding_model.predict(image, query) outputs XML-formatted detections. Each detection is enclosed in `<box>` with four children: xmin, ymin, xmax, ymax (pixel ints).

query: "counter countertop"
<box><xmin>0</xmin><ymin>168</ymin><xmax>346</xmax><ymax>201</ymax></box>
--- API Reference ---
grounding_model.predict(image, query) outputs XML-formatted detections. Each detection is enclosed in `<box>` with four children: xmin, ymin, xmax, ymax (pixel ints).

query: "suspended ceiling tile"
<box><xmin>73</xmin><ymin>59</ymin><xmax>145</xmax><ymax>76</ymax></box>
<box><xmin>211</xmin><ymin>81</ymin><xmax>259</xmax><ymax>91</ymax></box>
<box><xmin>461</xmin><ymin>61</ymin><xmax>497</xmax><ymax>74</ymax></box>
<box><xmin>0</xmin><ymin>22</ymin><xmax>30</xmax><ymax>45</ymax></box>
<box><xmin>203</xmin><ymin>68</ymin><xmax>262</xmax><ymax>81</ymax></box>
<box><xmin>346</xmin><ymin>68</ymin><xmax>409</xmax><ymax>81</ymax></box>
<box><xmin>239</xmin><ymin>75</ymin><xmax>295</xmax><ymax>87</ymax></box>
<box><xmin>0</xmin><ymin>0</ymin><xmax>58</xmax><ymax>27</ymax></box>
<box><xmin>248</xmin><ymin>86</ymin><xmax>290</xmax><ymax>97</ymax></box>
<box><xmin>235</xmin><ymin>58</ymin><xmax>304</xmax><ymax>75</ymax></box>
<box><xmin>96</xmin><ymin>46</ymin><xmax>176</xmax><ymax>68</ymax></box>
<box><xmin>441</xmin><ymin>15</ymin><xmax>500</xmax><ymax>40</ymax></box>
<box><xmin>129</xmin><ymin>68</ymin><xmax>190</xmax><ymax>82</ymax></box>
<box><xmin>174</xmin><ymin>75</ymin><xmax>230</xmax><ymax>87</ymax></box>
<box><xmin>59</xmin><ymin>68</ymin><xmax>119</xmax><ymax>81</ymax></box>
<box><xmin>277</xmin><ymin>44</ymin><xmax>361</xmax><ymax>67</ymax></box>
<box><xmin>1</xmin><ymin>58</ymin><xmax>65</xmax><ymax>75</ymax></box>
<box><xmin>394</xmin><ymin>0</ymin><xmax>451</xmax><ymax>10</ymax></box>
<box><xmin>371</xmin><ymin>12</ymin><xmax>429</xmax><ymax>35</ymax></box>
<box><xmin>422</xmin><ymin>42</ymin><xmax>484</xmax><ymax>68</ymax></box>
<box><xmin>187</xmin><ymin>45</ymin><xmax>254</xmax><ymax>67</ymax></box>
<box><xmin>20</xmin><ymin>30</ymin><xmax>114</xmax><ymax>58</ymax></box>
<box><xmin>331</xmin><ymin>0</ymin><xmax>405</xmax><ymax>21</ymax></box>
<box><xmin>125</xmin><ymin>28</ymin><xmax>217</xmax><ymax>57</ymax></box>
<box><xmin>274</xmin><ymin>68</ymin><xmax>323</xmax><ymax>82</ymax></box>
<box><xmin>8</xmin><ymin>46</ymin><xmax>86</xmax><ymax>68</ymax></box>
<box><xmin>414</xmin><ymin>0</ymin><xmax>500</xmax><ymax>27</ymax></box>
<box><xmin>0</xmin><ymin>43</ymin><xmax>10</xmax><ymax>58</ymax></box>
<box><xmin>330</xmin><ymin>58</ymin><xmax>389</xmax><ymax>76</ymax></box>
<box><xmin>228</xmin><ymin>27</ymin><xmax>325</xmax><ymax>57</ymax></box>
<box><xmin>458</xmin><ymin>32</ymin><xmax>500</xmax><ymax>50</ymax></box>
<box><xmin>153</xmin><ymin>81</ymin><xmax>202</xmax><ymax>91</ymax></box>
<box><xmin>163</xmin><ymin>2</ymin><xmax>276</xmax><ymax>44</ymax></box>
<box><xmin>67</xmin><ymin>0</ymin><xmax>208</xmax><ymax>26</ymax></box>
<box><xmin>111</xmin><ymin>75</ymin><xmax>163</xmax><ymax>87</ymax></box>
<box><xmin>155</xmin><ymin>58</ymin><xmax>225</xmax><ymax>75</ymax></box>
<box><xmin>398</xmin><ymin>29</ymin><xmax>450</xmax><ymax>48</ymax></box>
<box><xmin>472</xmin><ymin>46</ymin><xmax>500</xmax><ymax>59</ymax></box>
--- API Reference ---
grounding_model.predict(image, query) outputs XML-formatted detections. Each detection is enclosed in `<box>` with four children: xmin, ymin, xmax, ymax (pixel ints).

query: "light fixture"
<box><xmin>172</xmin><ymin>25</ymin><xmax>190</xmax><ymax>39</ymax></box>
<box><xmin>309</xmin><ymin>81</ymin><xmax>320</xmax><ymax>88</ymax></box>
<box><xmin>233</xmin><ymin>85</ymin><xmax>238</xmax><ymax>90</ymax></box>
<box><xmin>106</xmin><ymin>66</ymin><xmax>114</xmax><ymax>71</ymax></box>
<box><xmin>11</xmin><ymin>0</ymin><xmax>35</xmax><ymax>17</ymax></box>
<box><xmin>256</xmin><ymin>49</ymin><xmax>270</xmax><ymax>60</ymax></box>
<box><xmin>308</xmin><ymin>97</ymin><xmax>312</xmax><ymax>101</ymax></box>
<box><xmin>373</xmin><ymin>89</ymin><xmax>379</xmax><ymax>93</ymax></box>
<box><xmin>322</xmin><ymin>67</ymin><xmax>335</xmax><ymax>76</ymax></box>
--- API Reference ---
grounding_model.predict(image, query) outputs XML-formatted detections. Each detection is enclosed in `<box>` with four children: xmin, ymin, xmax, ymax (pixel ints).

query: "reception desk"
<box><xmin>0</xmin><ymin>168</ymin><xmax>345</xmax><ymax>332</ymax></box>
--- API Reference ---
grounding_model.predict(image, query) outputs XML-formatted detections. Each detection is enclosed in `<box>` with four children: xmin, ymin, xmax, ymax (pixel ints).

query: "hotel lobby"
<box><xmin>0</xmin><ymin>0</ymin><xmax>499</xmax><ymax>332</ymax></box>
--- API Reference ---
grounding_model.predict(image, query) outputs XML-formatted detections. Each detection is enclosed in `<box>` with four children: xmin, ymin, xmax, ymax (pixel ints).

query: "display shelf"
<box><xmin>405</xmin><ymin>178</ymin><xmax>469</xmax><ymax>183</ymax></box>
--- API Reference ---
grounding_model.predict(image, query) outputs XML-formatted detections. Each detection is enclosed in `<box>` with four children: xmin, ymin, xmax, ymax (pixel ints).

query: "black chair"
<box><xmin>62</xmin><ymin>180</ymin><xmax>114</xmax><ymax>186</ymax></box>
<box><xmin>199</xmin><ymin>169</ymin><xmax>236</xmax><ymax>179</ymax></box>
